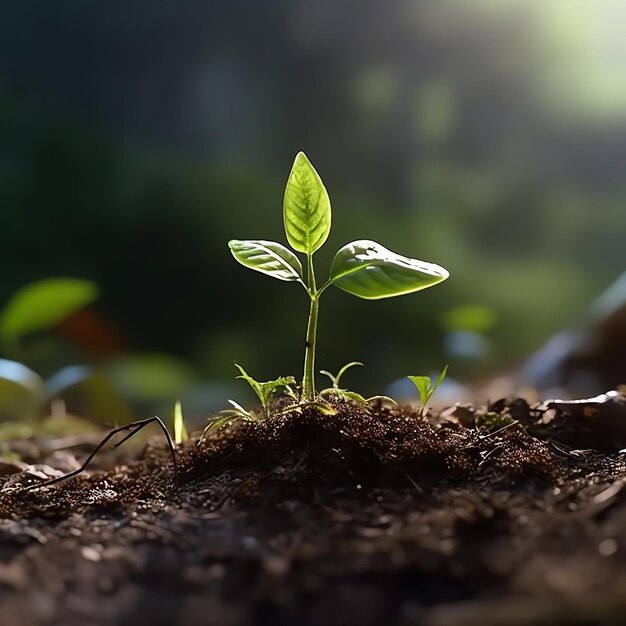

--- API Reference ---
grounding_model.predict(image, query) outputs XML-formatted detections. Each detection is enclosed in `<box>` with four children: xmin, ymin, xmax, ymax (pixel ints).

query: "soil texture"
<box><xmin>2</xmin><ymin>395</ymin><xmax>626</xmax><ymax>626</ymax></box>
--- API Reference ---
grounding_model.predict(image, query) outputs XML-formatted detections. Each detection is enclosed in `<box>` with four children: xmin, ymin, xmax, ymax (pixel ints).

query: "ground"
<box><xmin>2</xmin><ymin>395</ymin><xmax>626</xmax><ymax>626</ymax></box>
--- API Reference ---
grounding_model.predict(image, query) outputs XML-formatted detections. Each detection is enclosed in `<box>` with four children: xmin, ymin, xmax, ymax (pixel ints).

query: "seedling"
<box><xmin>319</xmin><ymin>361</ymin><xmax>396</xmax><ymax>407</ymax></box>
<box><xmin>408</xmin><ymin>364</ymin><xmax>449</xmax><ymax>418</ymax></box>
<box><xmin>173</xmin><ymin>400</ymin><xmax>188</xmax><ymax>444</ymax></box>
<box><xmin>202</xmin><ymin>364</ymin><xmax>296</xmax><ymax>437</ymax></box>
<box><xmin>320</xmin><ymin>361</ymin><xmax>363</xmax><ymax>390</ymax></box>
<box><xmin>233</xmin><ymin>363</ymin><xmax>296</xmax><ymax>418</ymax></box>
<box><xmin>230</xmin><ymin>152</ymin><xmax>449</xmax><ymax>402</ymax></box>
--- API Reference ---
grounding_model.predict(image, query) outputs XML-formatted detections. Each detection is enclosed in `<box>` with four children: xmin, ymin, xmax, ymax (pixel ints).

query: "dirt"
<box><xmin>2</xmin><ymin>395</ymin><xmax>626</xmax><ymax>626</ymax></box>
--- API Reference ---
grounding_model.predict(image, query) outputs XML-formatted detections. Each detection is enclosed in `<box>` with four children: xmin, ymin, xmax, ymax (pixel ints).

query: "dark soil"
<box><xmin>2</xmin><ymin>395</ymin><xmax>626</xmax><ymax>626</ymax></box>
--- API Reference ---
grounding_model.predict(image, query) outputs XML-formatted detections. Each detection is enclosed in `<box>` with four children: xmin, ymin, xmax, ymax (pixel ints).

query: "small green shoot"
<box><xmin>319</xmin><ymin>361</ymin><xmax>396</xmax><ymax>407</ymax></box>
<box><xmin>320</xmin><ymin>361</ymin><xmax>363</xmax><ymax>389</ymax></box>
<box><xmin>229</xmin><ymin>151</ymin><xmax>449</xmax><ymax>402</ymax></box>
<box><xmin>408</xmin><ymin>364</ymin><xmax>449</xmax><ymax>418</ymax></box>
<box><xmin>201</xmin><ymin>364</ymin><xmax>296</xmax><ymax>438</ymax></box>
<box><xmin>201</xmin><ymin>400</ymin><xmax>256</xmax><ymax>439</ymax></box>
<box><xmin>234</xmin><ymin>363</ymin><xmax>296</xmax><ymax>419</ymax></box>
<box><xmin>173</xmin><ymin>400</ymin><xmax>188</xmax><ymax>444</ymax></box>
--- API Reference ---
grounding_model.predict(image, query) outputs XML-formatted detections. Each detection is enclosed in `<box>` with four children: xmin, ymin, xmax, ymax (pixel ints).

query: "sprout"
<box><xmin>229</xmin><ymin>152</ymin><xmax>449</xmax><ymax>402</ymax></box>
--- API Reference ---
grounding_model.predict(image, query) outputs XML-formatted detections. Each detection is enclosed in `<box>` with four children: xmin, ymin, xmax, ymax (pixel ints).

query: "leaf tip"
<box><xmin>294</xmin><ymin>150</ymin><xmax>308</xmax><ymax>164</ymax></box>
<box><xmin>438</xmin><ymin>266</ymin><xmax>451</xmax><ymax>281</ymax></box>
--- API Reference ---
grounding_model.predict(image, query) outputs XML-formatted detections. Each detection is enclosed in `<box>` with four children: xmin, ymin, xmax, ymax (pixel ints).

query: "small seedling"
<box><xmin>320</xmin><ymin>361</ymin><xmax>368</xmax><ymax>404</ymax></box>
<box><xmin>319</xmin><ymin>361</ymin><xmax>396</xmax><ymax>407</ymax></box>
<box><xmin>173</xmin><ymin>400</ymin><xmax>188</xmax><ymax>444</ymax></box>
<box><xmin>233</xmin><ymin>363</ymin><xmax>296</xmax><ymax>418</ymax></box>
<box><xmin>320</xmin><ymin>361</ymin><xmax>363</xmax><ymax>390</ymax></box>
<box><xmin>408</xmin><ymin>364</ymin><xmax>449</xmax><ymax>418</ymax></box>
<box><xmin>202</xmin><ymin>364</ymin><xmax>296</xmax><ymax>437</ymax></box>
<box><xmin>230</xmin><ymin>152</ymin><xmax>449</xmax><ymax>402</ymax></box>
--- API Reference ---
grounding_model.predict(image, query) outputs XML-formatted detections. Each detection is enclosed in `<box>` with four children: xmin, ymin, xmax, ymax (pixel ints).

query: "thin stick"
<box><xmin>480</xmin><ymin>420</ymin><xmax>519</xmax><ymax>440</ymax></box>
<box><xmin>21</xmin><ymin>416</ymin><xmax>177</xmax><ymax>492</ymax></box>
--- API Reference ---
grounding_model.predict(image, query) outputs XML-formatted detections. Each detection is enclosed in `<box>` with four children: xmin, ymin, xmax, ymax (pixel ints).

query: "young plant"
<box><xmin>202</xmin><ymin>364</ymin><xmax>295</xmax><ymax>437</ymax></box>
<box><xmin>408</xmin><ymin>364</ymin><xmax>449</xmax><ymax>418</ymax></box>
<box><xmin>319</xmin><ymin>361</ymin><xmax>396</xmax><ymax>406</ymax></box>
<box><xmin>173</xmin><ymin>400</ymin><xmax>188</xmax><ymax>444</ymax></box>
<box><xmin>320</xmin><ymin>361</ymin><xmax>362</xmax><ymax>389</ymax></box>
<box><xmin>229</xmin><ymin>151</ymin><xmax>449</xmax><ymax>402</ymax></box>
<box><xmin>233</xmin><ymin>363</ymin><xmax>296</xmax><ymax>419</ymax></box>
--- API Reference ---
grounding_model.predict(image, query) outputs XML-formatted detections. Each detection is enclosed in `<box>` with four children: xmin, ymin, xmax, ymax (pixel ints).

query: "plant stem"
<box><xmin>302</xmin><ymin>254</ymin><xmax>319</xmax><ymax>401</ymax></box>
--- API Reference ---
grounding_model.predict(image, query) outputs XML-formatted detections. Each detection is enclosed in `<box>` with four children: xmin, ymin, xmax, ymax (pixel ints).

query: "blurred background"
<box><xmin>1</xmin><ymin>0</ymin><xmax>626</xmax><ymax>427</ymax></box>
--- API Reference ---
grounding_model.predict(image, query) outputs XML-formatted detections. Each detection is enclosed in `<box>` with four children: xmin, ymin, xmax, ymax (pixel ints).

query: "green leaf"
<box><xmin>234</xmin><ymin>363</ymin><xmax>295</xmax><ymax>416</ymax></box>
<box><xmin>227</xmin><ymin>399</ymin><xmax>251</xmax><ymax>416</ymax></box>
<box><xmin>334</xmin><ymin>361</ymin><xmax>363</xmax><ymax>388</ymax></box>
<box><xmin>319</xmin><ymin>388</ymin><xmax>368</xmax><ymax>405</ymax></box>
<box><xmin>173</xmin><ymin>400</ymin><xmax>188</xmax><ymax>444</ymax></box>
<box><xmin>308</xmin><ymin>401</ymin><xmax>337</xmax><ymax>416</ymax></box>
<box><xmin>1</xmin><ymin>278</ymin><xmax>99</xmax><ymax>340</ymax></box>
<box><xmin>431</xmin><ymin>364</ymin><xmax>449</xmax><ymax>396</ymax></box>
<box><xmin>259</xmin><ymin>375</ymin><xmax>297</xmax><ymax>408</ymax></box>
<box><xmin>283</xmin><ymin>152</ymin><xmax>331</xmax><ymax>254</ymax></box>
<box><xmin>319</xmin><ymin>361</ymin><xmax>363</xmax><ymax>389</ymax></box>
<box><xmin>201</xmin><ymin>414</ymin><xmax>244</xmax><ymax>439</ymax></box>
<box><xmin>341</xmin><ymin>390</ymin><xmax>369</xmax><ymax>405</ymax></box>
<box><xmin>330</xmin><ymin>240</ymin><xmax>449</xmax><ymax>300</ymax></box>
<box><xmin>408</xmin><ymin>365</ymin><xmax>448</xmax><ymax>417</ymax></box>
<box><xmin>228</xmin><ymin>240</ymin><xmax>303</xmax><ymax>282</ymax></box>
<box><xmin>367</xmin><ymin>395</ymin><xmax>397</xmax><ymax>406</ymax></box>
<box><xmin>234</xmin><ymin>363</ymin><xmax>263</xmax><ymax>404</ymax></box>
<box><xmin>407</xmin><ymin>375</ymin><xmax>431</xmax><ymax>406</ymax></box>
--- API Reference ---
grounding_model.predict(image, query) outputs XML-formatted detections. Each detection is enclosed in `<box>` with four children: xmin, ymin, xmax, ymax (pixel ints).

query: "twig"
<box><xmin>406</xmin><ymin>473</ymin><xmax>424</xmax><ymax>493</ymax></box>
<box><xmin>480</xmin><ymin>420</ymin><xmax>519</xmax><ymax>440</ymax></box>
<box><xmin>20</xmin><ymin>416</ymin><xmax>177</xmax><ymax>492</ymax></box>
<box><xmin>477</xmin><ymin>445</ymin><xmax>504</xmax><ymax>471</ymax></box>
